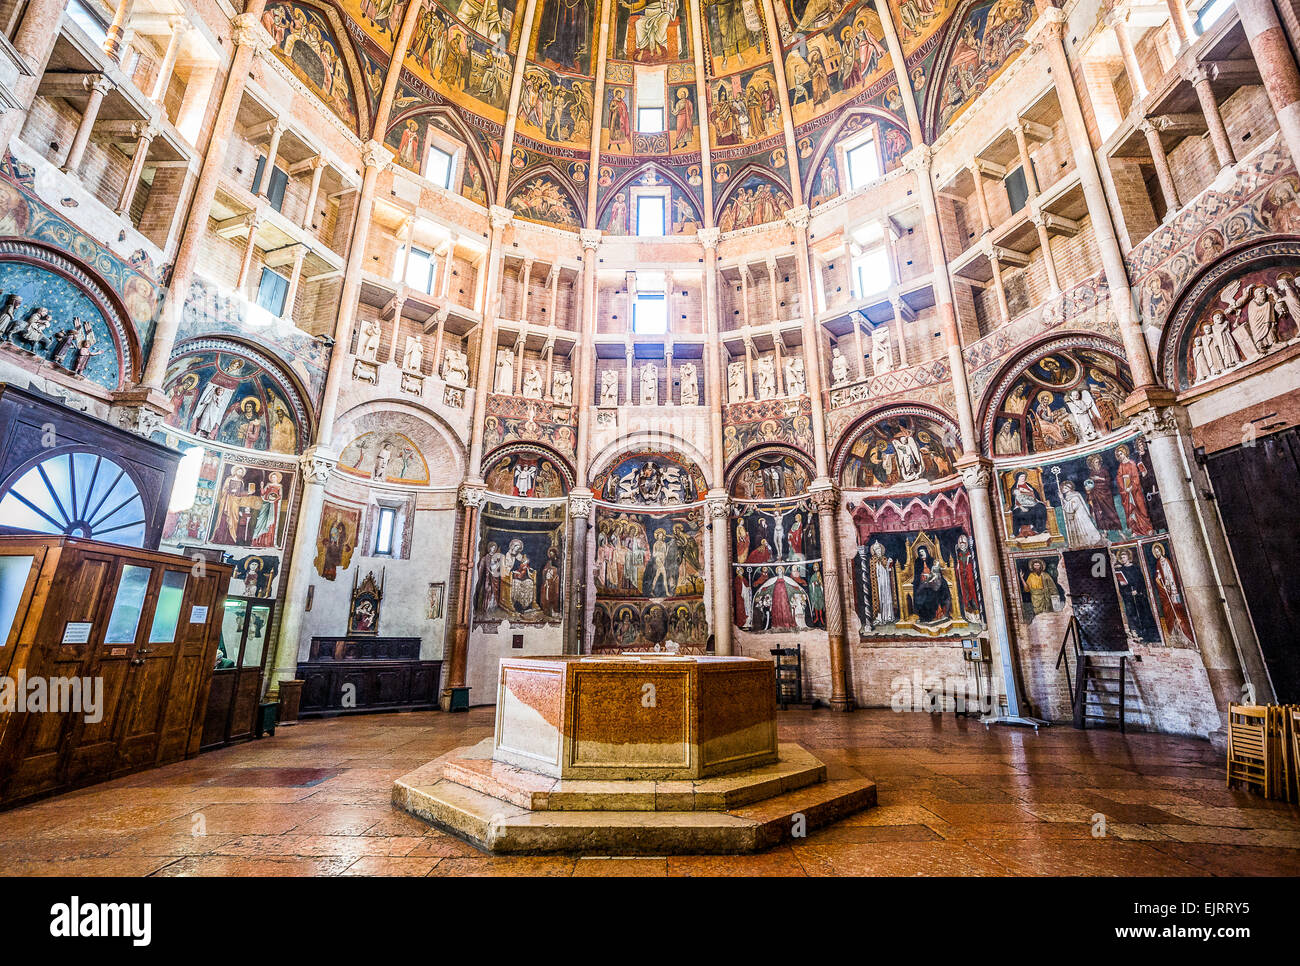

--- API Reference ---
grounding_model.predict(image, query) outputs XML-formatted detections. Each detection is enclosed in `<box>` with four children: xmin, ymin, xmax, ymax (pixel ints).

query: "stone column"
<box><xmin>958</xmin><ymin>459</ymin><xmax>1028</xmax><ymax>718</ymax></box>
<box><xmin>1187</xmin><ymin>65</ymin><xmax>1237</xmax><ymax>170</ymax></box>
<box><xmin>567</xmin><ymin>229</ymin><xmax>600</xmax><ymax>656</ymax></box>
<box><xmin>1139</xmin><ymin>118</ymin><xmax>1181</xmax><ymax>213</ymax></box>
<box><xmin>1165</xmin><ymin>0</ymin><xmax>1196</xmax><ymax>50</ymax></box>
<box><xmin>0</xmin><ymin>0</ymin><xmax>74</xmax><ymax>146</ymax></box>
<box><xmin>1033</xmin><ymin>216</ymin><xmax>1060</xmax><ymax>295</ymax></box>
<box><xmin>987</xmin><ymin>247</ymin><xmax>1010</xmax><ymax>325</ymax></box>
<box><xmin>1012</xmin><ymin>122</ymin><xmax>1039</xmax><ymax>195</ymax></box>
<box><xmin>256</xmin><ymin>121</ymin><xmax>285</xmax><ymax>200</ymax></box>
<box><xmin>1108</xmin><ymin>9</ymin><xmax>1148</xmax><ymax>101</ymax></box>
<box><xmin>1237</xmin><ymin>0</ymin><xmax>1300</xmax><ymax>173</ymax></box>
<box><xmin>139</xmin><ymin>8</ymin><xmax>271</xmax><ymax>397</ymax></box>
<box><xmin>1128</xmin><ymin>405</ymin><xmax>1253</xmax><ymax>743</ymax></box>
<box><xmin>706</xmin><ymin>491</ymin><xmax>732</xmax><ymax>655</ymax></box>
<box><xmin>466</xmin><ymin>206</ymin><xmax>515</xmax><ymax>475</ymax></box>
<box><xmin>61</xmin><ymin>75</ymin><xmax>111</xmax><ymax>174</ymax></box>
<box><xmin>441</xmin><ymin>483</ymin><xmax>486</xmax><ymax>707</ymax></box>
<box><xmin>811</xmin><ymin>481</ymin><xmax>851</xmax><ymax>710</ymax></box>
<box><xmin>267</xmin><ymin>448</ymin><xmax>335</xmax><ymax>689</ymax></box>
<box><xmin>970</xmin><ymin>161</ymin><xmax>992</xmax><ymax>234</ymax></box>
<box><xmin>282</xmin><ymin>244</ymin><xmax>307</xmax><ymax>319</ymax></box>
<box><xmin>235</xmin><ymin>215</ymin><xmax>260</xmax><ymax>291</ymax></box>
<box><xmin>302</xmin><ymin>157</ymin><xmax>326</xmax><ymax>230</ymax></box>
<box><xmin>103</xmin><ymin>0</ymin><xmax>135</xmax><ymax>63</ymax></box>
<box><xmin>151</xmin><ymin>16</ymin><xmax>189</xmax><ymax>103</ymax></box>
<box><xmin>115</xmin><ymin>124</ymin><xmax>155</xmax><ymax>215</ymax></box>
<box><xmin>566</xmin><ymin>490</ymin><xmax>593</xmax><ymax>655</ymax></box>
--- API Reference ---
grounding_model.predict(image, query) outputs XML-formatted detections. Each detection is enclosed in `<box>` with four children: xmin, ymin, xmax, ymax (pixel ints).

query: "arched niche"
<box><xmin>727</xmin><ymin>445</ymin><xmax>815</xmax><ymax>500</ymax></box>
<box><xmin>1158</xmin><ymin>237</ymin><xmax>1300</xmax><ymax>393</ymax></box>
<box><xmin>833</xmin><ymin>405</ymin><xmax>962</xmax><ymax>490</ymax></box>
<box><xmin>334</xmin><ymin>401</ymin><xmax>467</xmax><ymax>488</ymax></box>
<box><xmin>505</xmin><ymin>165</ymin><xmax>585</xmax><ymax>230</ymax></box>
<box><xmin>714</xmin><ymin>166</ymin><xmax>793</xmax><ymax>232</ymax></box>
<box><xmin>162</xmin><ymin>339</ymin><xmax>312</xmax><ymax>455</ymax></box>
<box><xmin>0</xmin><ymin>238</ymin><xmax>141</xmax><ymax>390</ymax></box>
<box><xmin>483</xmin><ymin>443</ymin><xmax>573</xmax><ymax>498</ymax></box>
<box><xmin>980</xmin><ymin>338</ymin><xmax>1133</xmax><ymax>458</ymax></box>
<box><xmin>590</xmin><ymin>448</ymin><xmax>708</xmax><ymax>506</ymax></box>
<box><xmin>260</xmin><ymin>1</ymin><xmax>369</xmax><ymax>135</ymax></box>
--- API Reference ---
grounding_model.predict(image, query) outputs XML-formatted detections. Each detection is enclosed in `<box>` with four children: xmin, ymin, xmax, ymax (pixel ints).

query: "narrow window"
<box><xmin>845</xmin><ymin>138</ymin><xmax>881</xmax><ymax>191</ymax></box>
<box><xmin>633</xmin><ymin>271</ymin><xmax>667</xmax><ymax>334</ymax></box>
<box><xmin>426</xmin><ymin>145</ymin><xmax>454</xmax><ymax>190</ymax></box>
<box><xmin>375</xmin><ymin>506</ymin><xmax>396</xmax><ymax>557</ymax></box>
<box><xmin>636</xmin><ymin>195</ymin><xmax>665</xmax><ymax>236</ymax></box>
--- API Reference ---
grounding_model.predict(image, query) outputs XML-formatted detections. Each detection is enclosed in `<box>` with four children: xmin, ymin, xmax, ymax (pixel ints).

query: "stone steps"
<box><xmin>392</xmin><ymin>743</ymin><xmax>876</xmax><ymax>854</ymax></box>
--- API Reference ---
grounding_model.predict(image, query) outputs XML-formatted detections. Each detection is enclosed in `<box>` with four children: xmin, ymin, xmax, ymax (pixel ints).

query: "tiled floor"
<box><xmin>2</xmin><ymin>708</ymin><xmax>1298</xmax><ymax>876</ymax></box>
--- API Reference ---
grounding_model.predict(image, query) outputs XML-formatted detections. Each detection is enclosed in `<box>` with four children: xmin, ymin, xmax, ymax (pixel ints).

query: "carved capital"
<box><xmin>957</xmin><ymin>456</ymin><xmax>993</xmax><ymax>490</ymax></box>
<box><xmin>299</xmin><ymin>447</ymin><xmax>337</xmax><ymax>485</ymax></box>
<box><xmin>85</xmin><ymin>74</ymin><xmax>113</xmax><ymax>96</ymax></box>
<box><xmin>900</xmin><ymin>144</ymin><xmax>932</xmax><ymax>175</ymax></box>
<box><xmin>808</xmin><ymin>478</ymin><xmax>840</xmax><ymax>512</ymax></box>
<box><xmin>231</xmin><ymin>14</ymin><xmax>274</xmax><ymax>53</ymax></box>
<box><xmin>361</xmin><ymin>139</ymin><xmax>390</xmax><ymax>171</ymax></box>
<box><xmin>784</xmin><ymin>205</ymin><xmax>811</xmax><ymax>231</ymax></box>
<box><xmin>489</xmin><ymin>205</ymin><xmax>515</xmax><ymax>231</ymax></box>
<box><xmin>567</xmin><ymin>489</ymin><xmax>594</xmax><ymax>519</ymax></box>
<box><xmin>1128</xmin><ymin>405</ymin><xmax>1181</xmax><ymax>441</ymax></box>
<box><xmin>697</xmin><ymin>226</ymin><xmax>720</xmax><ymax>250</ymax></box>
<box><xmin>459</xmin><ymin>482</ymin><xmax>488</xmax><ymax>509</ymax></box>
<box><xmin>705</xmin><ymin>489</ymin><xmax>730</xmax><ymax>519</ymax></box>
<box><xmin>113</xmin><ymin>403</ymin><xmax>166</xmax><ymax>439</ymax></box>
<box><xmin>1024</xmin><ymin>8</ymin><xmax>1065</xmax><ymax>49</ymax></box>
<box><xmin>1184</xmin><ymin>65</ymin><xmax>1210</xmax><ymax>86</ymax></box>
<box><xmin>579</xmin><ymin>228</ymin><xmax>602</xmax><ymax>251</ymax></box>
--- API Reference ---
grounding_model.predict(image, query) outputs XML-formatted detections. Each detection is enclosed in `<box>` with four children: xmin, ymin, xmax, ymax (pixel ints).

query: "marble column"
<box><xmin>1165</xmin><ymin>0</ymin><xmax>1196</xmax><ymax>50</ymax></box>
<box><xmin>465</xmin><ymin>206</ymin><xmax>514</xmax><ymax>475</ymax></box>
<box><xmin>235</xmin><ymin>215</ymin><xmax>260</xmax><ymax>291</ymax></box>
<box><xmin>1012</xmin><ymin>123</ymin><xmax>1039</xmax><ymax>195</ymax></box>
<box><xmin>442</xmin><ymin>483</ymin><xmax>486</xmax><ymax>706</ymax></box>
<box><xmin>266</xmin><ymin>449</ymin><xmax>336</xmax><ymax>690</ymax></box>
<box><xmin>256</xmin><ymin>121</ymin><xmax>285</xmax><ymax>200</ymax></box>
<box><xmin>302</xmin><ymin>157</ymin><xmax>327</xmax><ymax>230</ymax></box>
<box><xmin>1033</xmin><ymin>216</ymin><xmax>1061</xmax><ymax>295</ymax></box>
<box><xmin>970</xmin><ymin>162</ymin><xmax>992</xmax><ymax>234</ymax></box>
<box><xmin>282</xmin><ymin>244</ymin><xmax>307</xmax><ymax>319</ymax></box>
<box><xmin>567</xmin><ymin>229</ymin><xmax>600</xmax><ymax>655</ymax></box>
<box><xmin>61</xmin><ymin>75</ymin><xmax>112</xmax><ymax>174</ymax></box>
<box><xmin>1128</xmin><ymin>405</ymin><xmax>1255</xmax><ymax>742</ymax></box>
<box><xmin>151</xmin><ymin>17</ymin><xmax>189</xmax><ymax>103</ymax></box>
<box><xmin>0</xmin><ymin>0</ymin><xmax>73</xmax><ymax>146</ymax></box>
<box><xmin>139</xmin><ymin>8</ymin><xmax>271</xmax><ymax>396</ymax></box>
<box><xmin>1237</xmin><ymin>0</ymin><xmax>1300</xmax><ymax>174</ymax></box>
<box><xmin>1139</xmin><ymin>118</ymin><xmax>1181</xmax><ymax>213</ymax></box>
<box><xmin>566</xmin><ymin>491</ymin><xmax>593</xmax><ymax>655</ymax></box>
<box><xmin>700</xmin><ymin>228</ymin><xmax>732</xmax><ymax>654</ymax></box>
<box><xmin>706</xmin><ymin>491</ymin><xmax>732</xmax><ymax>655</ymax></box>
<box><xmin>987</xmin><ymin>247</ymin><xmax>1010</xmax><ymax>325</ymax></box>
<box><xmin>115</xmin><ymin>124</ymin><xmax>155</xmax><ymax>215</ymax></box>
<box><xmin>103</xmin><ymin>0</ymin><xmax>135</xmax><ymax>63</ymax></box>
<box><xmin>811</xmin><ymin>482</ymin><xmax>851</xmax><ymax>710</ymax></box>
<box><xmin>1108</xmin><ymin>9</ymin><xmax>1148</xmax><ymax>102</ymax></box>
<box><xmin>1187</xmin><ymin>66</ymin><xmax>1237</xmax><ymax>170</ymax></box>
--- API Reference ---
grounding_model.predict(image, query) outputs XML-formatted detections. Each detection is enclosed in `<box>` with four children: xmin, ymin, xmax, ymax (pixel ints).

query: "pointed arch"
<box><xmin>387</xmin><ymin>104</ymin><xmax>498</xmax><ymax>207</ymax></box>
<box><xmin>505</xmin><ymin>162</ymin><xmax>587</xmax><ymax>229</ymax></box>
<box><xmin>261</xmin><ymin>0</ymin><xmax>371</xmax><ymax>136</ymax></box>
<box><xmin>596</xmin><ymin>162</ymin><xmax>703</xmax><ymax>230</ymax></box>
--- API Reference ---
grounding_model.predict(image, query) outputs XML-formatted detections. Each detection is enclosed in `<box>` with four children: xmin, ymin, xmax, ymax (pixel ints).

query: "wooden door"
<box><xmin>1206</xmin><ymin>428</ymin><xmax>1300</xmax><ymax>703</ymax></box>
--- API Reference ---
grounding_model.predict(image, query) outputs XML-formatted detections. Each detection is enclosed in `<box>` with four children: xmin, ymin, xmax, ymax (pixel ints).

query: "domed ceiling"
<box><xmin>266</xmin><ymin>0</ymin><xmax>1036</xmax><ymax>231</ymax></box>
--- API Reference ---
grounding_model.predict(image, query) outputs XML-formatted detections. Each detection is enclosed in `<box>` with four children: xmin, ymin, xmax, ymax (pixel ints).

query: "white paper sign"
<box><xmin>61</xmin><ymin>622</ymin><xmax>93</xmax><ymax>644</ymax></box>
<box><xmin>189</xmin><ymin>605</ymin><xmax>209</xmax><ymax>623</ymax></box>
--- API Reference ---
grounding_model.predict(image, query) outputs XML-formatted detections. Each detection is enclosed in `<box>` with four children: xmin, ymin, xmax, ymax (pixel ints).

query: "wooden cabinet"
<box><xmin>298</xmin><ymin>637</ymin><xmax>442</xmax><ymax>717</ymax></box>
<box><xmin>0</xmin><ymin>535</ymin><xmax>231</xmax><ymax>807</ymax></box>
<box><xmin>200</xmin><ymin>597</ymin><xmax>273</xmax><ymax>750</ymax></box>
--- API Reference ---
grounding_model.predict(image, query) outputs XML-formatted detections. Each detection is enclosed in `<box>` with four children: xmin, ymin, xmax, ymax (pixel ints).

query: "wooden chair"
<box><xmin>1227</xmin><ymin>704</ymin><xmax>1271</xmax><ymax>798</ymax></box>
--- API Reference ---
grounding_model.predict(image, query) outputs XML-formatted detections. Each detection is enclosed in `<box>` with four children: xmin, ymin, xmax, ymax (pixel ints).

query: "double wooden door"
<box><xmin>0</xmin><ymin>538</ymin><xmax>227</xmax><ymax>805</ymax></box>
<box><xmin>200</xmin><ymin>597</ymin><xmax>271</xmax><ymax>749</ymax></box>
<box><xmin>1205</xmin><ymin>428</ymin><xmax>1300</xmax><ymax>703</ymax></box>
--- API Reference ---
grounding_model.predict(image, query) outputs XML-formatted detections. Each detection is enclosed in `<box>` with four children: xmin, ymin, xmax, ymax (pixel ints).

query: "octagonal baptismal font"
<box><xmin>393</xmin><ymin>655</ymin><xmax>876</xmax><ymax>854</ymax></box>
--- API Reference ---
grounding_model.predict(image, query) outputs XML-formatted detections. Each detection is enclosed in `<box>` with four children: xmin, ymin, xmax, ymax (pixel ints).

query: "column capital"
<box><xmin>166</xmin><ymin>14</ymin><xmax>191</xmax><ymax>32</ymax></box>
<box><xmin>1024</xmin><ymin>8</ymin><xmax>1065</xmax><ymax>49</ymax></box>
<box><xmin>361</xmin><ymin>139</ymin><xmax>390</xmax><ymax>171</ymax></box>
<box><xmin>1184</xmin><ymin>64</ymin><xmax>1211</xmax><ymax>86</ymax></box>
<box><xmin>489</xmin><ymin>205</ymin><xmax>515</xmax><ymax>231</ymax></box>
<box><xmin>697</xmin><ymin>226</ymin><xmax>720</xmax><ymax>249</ymax></box>
<box><xmin>900</xmin><ymin>144</ymin><xmax>932</xmax><ymax>175</ymax></box>
<box><xmin>85</xmin><ymin>74</ymin><xmax>113</xmax><ymax>96</ymax></box>
<box><xmin>108</xmin><ymin>387</ymin><xmax>171</xmax><ymax>438</ymax></box>
<box><xmin>567</xmin><ymin>488</ymin><xmax>594</xmax><ymax>519</ymax></box>
<box><xmin>808</xmin><ymin>478</ymin><xmax>840</xmax><ymax>510</ymax></box>
<box><xmin>956</xmin><ymin>455</ymin><xmax>993</xmax><ymax>490</ymax></box>
<box><xmin>299</xmin><ymin>446</ymin><xmax>338</xmax><ymax>485</ymax></box>
<box><xmin>231</xmin><ymin>14</ymin><xmax>274</xmax><ymax>53</ymax></box>
<box><xmin>458</xmin><ymin>481</ymin><xmax>488</xmax><ymax>508</ymax></box>
<box><xmin>704</xmin><ymin>489</ymin><xmax>731</xmax><ymax>519</ymax></box>
<box><xmin>1104</xmin><ymin>7</ymin><xmax>1130</xmax><ymax>29</ymax></box>
<box><xmin>1126</xmin><ymin>402</ymin><xmax>1184</xmax><ymax>441</ymax></box>
<box><xmin>579</xmin><ymin>227</ymin><xmax>602</xmax><ymax>250</ymax></box>
<box><xmin>784</xmin><ymin>205</ymin><xmax>811</xmax><ymax>231</ymax></box>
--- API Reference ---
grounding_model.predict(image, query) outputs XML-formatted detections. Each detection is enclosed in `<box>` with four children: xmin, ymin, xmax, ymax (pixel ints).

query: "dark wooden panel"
<box><xmin>296</xmin><ymin>639</ymin><xmax>441</xmax><ymax>717</ymax></box>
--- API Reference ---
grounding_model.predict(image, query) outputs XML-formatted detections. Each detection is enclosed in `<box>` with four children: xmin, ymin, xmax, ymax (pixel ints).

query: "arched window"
<box><xmin>0</xmin><ymin>452</ymin><xmax>146</xmax><ymax>547</ymax></box>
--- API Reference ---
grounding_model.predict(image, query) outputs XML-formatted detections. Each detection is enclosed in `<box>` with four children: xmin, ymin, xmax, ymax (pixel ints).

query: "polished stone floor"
<box><xmin>1</xmin><ymin>708</ymin><xmax>1298</xmax><ymax>876</ymax></box>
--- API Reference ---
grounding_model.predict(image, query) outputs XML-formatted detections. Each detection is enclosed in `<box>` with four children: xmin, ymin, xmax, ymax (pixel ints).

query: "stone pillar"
<box><xmin>1139</xmin><ymin>118</ymin><xmax>1181</xmax><ymax>213</ymax></box>
<box><xmin>441</xmin><ymin>483</ymin><xmax>486</xmax><ymax>707</ymax></box>
<box><xmin>302</xmin><ymin>157</ymin><xmax>326</xmax><ymax>230</ymax></box>
<box><xmin>1237</xmin><ymin>0</ymin><xmax>1300</xmax><ymax>173</ymax></box>
<box><xmin>282</xmin><ymin>244</ymin><xmax>307</xmax><ymax>319</ymax></box>
<box><xmin>0</xmin><ymin>0</ymin><xmax>75</xmax><ymax>147</ymax></box>
<box><xmin>466</xmin><ymin>205</ymin><xmax>515</xmax><ymax>475</ymax></box>
<box><xmin>256</xmin><ymin>121</ymin><xmax>285</xmax><ymax>200</ymax></box>
<box><xmin>958</xmin><ymin>458</ymin><xmax>1029</xmax><ymax>718</ymax></box>
<box><xmin>706</xmin><ymin>491</ymin><xmax>732</xmax><ymax>655</ymax></box>
<box><xmin>1165</xmin><ymin>0</ymin><xmax>1196</xmax><ymax>50</ymax></box>
<box><xmin>235</xmin><ymin>215</ymin><xmax>260</xmax><ymax>291</ymax></box>
<box><xmin>566</xmin><ymin>490</ymin><xmax>593</xmax><ymax>655</ymax></box>
<box><xmin>267</xmin><ymin>449</ymin><xmax>335</xmax><ymax>689</ymax></box>
<box><xmin>1012</xmin><ymin>122</ymin><xmax>1039</xmax><ymax>195</ymax></box>
<box><xmin>61</xmin><ymin>75</ymin><xmax>111</xmax><ymax>174</ymax></box>
<box><xmin>1128</xmin><ymin>405</ymin><xmax>1253</xmax><ymax>742</ymax></box>
<box><xmin>988</xmin><ymin>247</ymin><xmax>1010</xmax><ymax>325</ymax></box>
<box><xmin>1033</xmin><ymin>216</ymin><xmax>1060</xmax><ymax>295</ymax></box>
<box><xmin>139</xmin><ymin>9</ymin><xmax>271</xmax><ymax>396</ymax></box>
<box><xmin>1187</xmin><ymin>65</ymin><xmax>1237</xmax><ymax>170</ymax></box>
<box><xmin>1109</xmin><ymin>9</ymin><xmax>1148</xmax><ymax>101</ymax></box>
<box><xmin>151</xmin><ymin>16</ymin><xmax>189</xmax><ymax>103</ymax></box>
<box><xmin>811</xmin><ymin>481</ymin><xmax>851</xmax><ymax>710</ymax></box>
<box><xmin>970</xmin><ymin>161</ymin><xmax>992</xmax><ymax>234</ymax></box>
<box><xmin>103</xmin><ymin>0</ymin><xmax>135</xmax><ymax>63</ymax></box>
<box><xmin>115</xmin><ymin>124</ymin><xmax>155</xmax><ymax>215</ymax></box>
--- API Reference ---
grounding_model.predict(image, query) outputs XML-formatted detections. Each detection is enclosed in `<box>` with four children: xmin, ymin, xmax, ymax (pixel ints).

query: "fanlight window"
<box><xmin>0</xmin><ymin>453</ymin><xmax>146</xmax><ymax>547</ymax></box>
